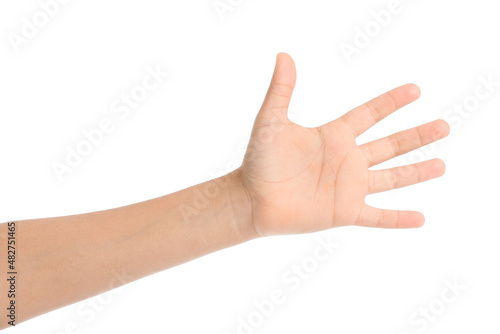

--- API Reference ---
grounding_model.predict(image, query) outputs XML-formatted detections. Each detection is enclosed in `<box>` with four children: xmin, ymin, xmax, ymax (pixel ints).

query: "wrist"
<box><xmin>222</xmin><ymin>169</ymin><xmax>259</xmax><ymax>241</ymax></box>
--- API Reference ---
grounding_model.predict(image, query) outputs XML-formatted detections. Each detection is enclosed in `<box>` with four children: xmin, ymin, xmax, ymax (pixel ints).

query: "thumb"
<box><xmin>258</xmin><ymin>53</ymin><xmax>296</xmax><ymax>122</ymax></box>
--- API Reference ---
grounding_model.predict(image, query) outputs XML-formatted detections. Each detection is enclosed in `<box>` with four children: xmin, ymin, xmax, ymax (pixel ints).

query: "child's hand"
<box><xmin>237</xmin><ymin>53</ymin><xmax>450</xmax><ymax>236</ymax></box>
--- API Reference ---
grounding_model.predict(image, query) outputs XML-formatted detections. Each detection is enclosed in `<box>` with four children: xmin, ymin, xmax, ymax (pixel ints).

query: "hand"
<box><xmin>236</xmin><ymin>53</ymin><xmax>450</xmax><ymax>236</ymax></box>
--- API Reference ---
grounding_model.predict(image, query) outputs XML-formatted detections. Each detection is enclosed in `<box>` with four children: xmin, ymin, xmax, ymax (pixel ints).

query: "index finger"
<box><xmin>340</xmin><ymin>83</ymin><xmax>421</xmax><ymax>137</ymax></box>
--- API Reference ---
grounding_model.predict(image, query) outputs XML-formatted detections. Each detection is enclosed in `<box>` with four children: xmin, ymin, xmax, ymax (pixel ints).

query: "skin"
<box><xmin>240</xmin><ymin>53</ymin><xmax>449</xmax><ymax>235</ymax></box>
<box><xmin>0</xmin><ymin>53</ymin><xmax>449</xmax><ymax>329</ymax></box>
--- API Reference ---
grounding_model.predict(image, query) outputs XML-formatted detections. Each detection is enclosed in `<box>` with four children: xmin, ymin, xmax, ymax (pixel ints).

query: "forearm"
<box><xmin>0</xmin><ymin>170</ymin><xmax>255</xmax><ymax>328</ymax></box>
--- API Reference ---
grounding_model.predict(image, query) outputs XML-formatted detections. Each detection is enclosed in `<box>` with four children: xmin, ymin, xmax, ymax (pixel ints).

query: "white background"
<box><xmin>1</xmin><ymin>0</ymin><xmax>499</xmax><ymax>333</ymax></box>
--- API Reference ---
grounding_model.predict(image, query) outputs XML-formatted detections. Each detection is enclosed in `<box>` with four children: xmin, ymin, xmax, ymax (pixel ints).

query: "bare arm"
<box><xmin>0</xmin><ymin>172</ymin><xmax>253</xmax><ymax>328</ymax></box>
<box><xmin>0</xmin><ymin>53</ymin><xmax>449</xmax><ymax>329</ymax></box>
<box><xmin>0</xmin><ymin>173</ymin><xmax>252</xmax><ymax>328</ymax></box>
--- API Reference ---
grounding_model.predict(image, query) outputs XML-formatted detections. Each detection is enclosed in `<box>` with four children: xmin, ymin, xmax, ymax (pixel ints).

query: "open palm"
<box><xmin>239</xmin><ymin>53</ymin><xmax>449</xmax><ymax>236</ymax></box>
